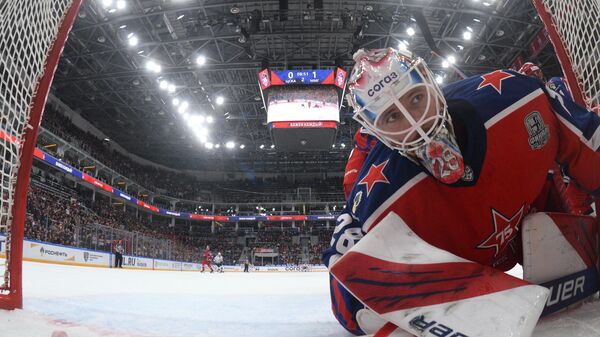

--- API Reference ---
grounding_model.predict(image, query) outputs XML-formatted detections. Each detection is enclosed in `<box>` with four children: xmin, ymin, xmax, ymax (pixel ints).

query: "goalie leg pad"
<box><xmin>521</xmin><ymin>212</ymin><xmax>599</xmax><ymax>316</ymax></box>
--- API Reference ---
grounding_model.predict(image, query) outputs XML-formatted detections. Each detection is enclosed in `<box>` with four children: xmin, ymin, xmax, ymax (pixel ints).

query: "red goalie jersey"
<box><xmin>323</xmin><ymin>70</ymin><xmax>600</xmax><ymax>335</ymax></box>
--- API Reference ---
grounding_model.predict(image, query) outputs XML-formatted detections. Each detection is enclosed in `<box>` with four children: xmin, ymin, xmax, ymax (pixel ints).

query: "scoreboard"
<box><xmin>258</xmin><ymin>68</ymin><xmax>347</xmax><ymax>151</ymax></box>
<box><xmin>259</xmin><ymin>68</ymin><xmax>346</xmax><ymax>89</ymax></box>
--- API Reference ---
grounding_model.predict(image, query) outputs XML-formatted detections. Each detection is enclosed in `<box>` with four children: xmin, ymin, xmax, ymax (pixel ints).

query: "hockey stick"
<box><xmin>412</xmin><ymin>10</ymin><xmax>467</xmax><ymax>79</ymax></box>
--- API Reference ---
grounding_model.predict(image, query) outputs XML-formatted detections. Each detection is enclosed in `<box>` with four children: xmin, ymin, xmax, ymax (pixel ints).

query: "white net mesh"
<box><xmin>0</xmin><ymin>0</ymin><xmax>75</xmax><ymax>297</ymax></box>
<box><xmin>537</xmin><ymin>0</ymin><xmax>600</xmax><ymax>109</ymax></box>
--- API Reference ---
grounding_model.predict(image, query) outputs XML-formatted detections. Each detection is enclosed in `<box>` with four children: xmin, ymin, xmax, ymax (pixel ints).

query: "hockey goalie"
<box><xmin>323</xmin><ymin>47</ymin><xmax>600</xmax><ymax>337</ymax></box>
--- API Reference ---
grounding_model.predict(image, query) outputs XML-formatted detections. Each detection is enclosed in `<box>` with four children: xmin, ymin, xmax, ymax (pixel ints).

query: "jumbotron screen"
<box><xmin>266</xmin><ymin>85</ymin><xmax>339</xmax><ymax>123</ymax></box>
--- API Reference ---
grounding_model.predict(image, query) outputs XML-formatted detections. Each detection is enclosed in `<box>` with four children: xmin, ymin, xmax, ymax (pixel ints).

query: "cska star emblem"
<box><xmin>477</xmin><ymin>205</ymin><xmax>525</xmax><ymax>257</ymax></box>
<box><xmin>477</xmin><ymin>70</ymin><xmax>514</xmax><ymax>94</ymax></box>
<box><xmin>358</xmin><ymin>159</ymin><xmax>390</xmax><ymax>196</ymax></box>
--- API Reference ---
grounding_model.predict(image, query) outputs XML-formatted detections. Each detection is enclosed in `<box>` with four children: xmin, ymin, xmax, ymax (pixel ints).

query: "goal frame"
<box><xmin>531</xmin><ymin>0</ymin><xmax>592</xmax><ymax>108</ymax></box>
<box><xmin>0</xmin><ymin>0</ymin><xmax>83</xmax><ymax>310</ymax></box>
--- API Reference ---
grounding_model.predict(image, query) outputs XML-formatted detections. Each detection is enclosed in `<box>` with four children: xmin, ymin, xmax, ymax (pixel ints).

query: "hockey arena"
<box><xmin>1</xmin><ymin>0</ymin><xmax>600</xmax><ymax>337</ymax></box>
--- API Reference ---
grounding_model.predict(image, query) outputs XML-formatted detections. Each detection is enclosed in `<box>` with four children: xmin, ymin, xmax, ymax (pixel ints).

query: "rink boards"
<box><xmin>0</xmin><ymin>234</ymin><xmax>327</xmax><ymax>272</ymax></box>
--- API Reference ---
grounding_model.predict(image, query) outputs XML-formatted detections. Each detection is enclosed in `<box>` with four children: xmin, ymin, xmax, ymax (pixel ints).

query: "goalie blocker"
<box><xmin>330</xmin><ymin>211</ymin><xmax>600</xmax><ymax>337</ymax></box>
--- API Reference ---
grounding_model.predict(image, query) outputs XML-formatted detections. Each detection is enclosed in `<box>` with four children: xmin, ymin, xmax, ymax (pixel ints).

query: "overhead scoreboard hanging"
<box><xmin>258</xmin><ymin>68</ymin><xmax>347</xmax><ymax>151</ymax></box>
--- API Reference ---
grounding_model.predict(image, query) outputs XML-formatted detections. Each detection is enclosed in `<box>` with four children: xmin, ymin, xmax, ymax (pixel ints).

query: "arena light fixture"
<box><xmin>145</xmin><ymin>60</ymin><xmax>161</xmax><ymax>73</ymax></box>
<box><xmin>270</xmin><ymin>144</ymin><xmax>275</xmax><ymax>149</ymax></box>
<box><xmin>159</xmin><ymin>80</ymin><xmax>169</xmax><ymax>90</ymax></box>
<box><xmin>463</xmin><ymin>31</ymin><xmax>472</xmax><ymax>40</ymax></box>
<box><xmin>116</xmin><ymin>0</ymin><xmax>126</xmax><ymax>10</ymax></box>
<box><xmin>442</xmin><ymin>60</ymin><xmax>449</xmax><ymax>68</ymax></box>
<box><xmin>108</xmin><ymin>8</ymin><xmax>117</xmax><ymax>13</ymax></box>
<box><xmin>172</xmin><ymin>98</ymin><xmax>180</xmax><ymax>106</ymax></box>
<box><xmin>177</xmin><ymin>14</ymin><xmax>185</xmax><ymax>20</ymax></box>
<box><xmin>406</xmin><ymin>27</ymin><xmax>415</xmax><ymax>36</ymax></box>
<box><xmin>216</xmin><ymin>96</ymin><xmax>225</xmax><ymax>105</ymax></box>
<box><xmin>341</xmin><ymin>143</ymin><xmax>346</xmax><ymax>148</ymax></box>
<box><xmin>167</xmin><ymin>84</ymin><xmax>176</xmax><ymax>93</ymax></box>
<box><xmin>435</xmin><ymin>75</ymin><xmax>444</xmax><ymax>84</ymax></box>
<box><xmin>119</xmin><ymin>24</ymin><xmax>127</xmax><ymax>29</ymax></box>
<box><xmin>127</xmin><ymin>35</ymin><xmax>138</xmax><ymax>46</ymax></box>
<box><xmin>102</xmin><ymin>0</ymin><xmax>113</xmax><ymax>8</ymax></box>
<box><xmin>215</xmin><ymin>144</ymin><xmax>221</xmax><ymax>148</ymax></box>
<box><xmin>205</xmin><ymin>142</ymin><xmax>214</xmax><ymax>149</ymax></box>
<box><xmin>240</xmin><ymin>144</ymin><xmax>245</xmax><ymax>149</ymax></box>
<box><xmin>260</xmin><ymin>144</ymin><xmax>265</xmax><ymax>149</ymax></box>
<box><xmin>206</xmin><ymin>116</ymin><xmax>214</xmax><ymax>123</ymax></box>
<box><xmin>226</xmin><ymin>141</ymin><xmax>235</xmax><ymax>149</ymax></box>
<box><xmin>196</xmin><ymin>55</ymin><xmax>206</xmax><ymax>66</ymax></box>
<box><xmin>447</xmin><ymin>55</ymin><xmax>456</xmax><ymax>64</ymax></box>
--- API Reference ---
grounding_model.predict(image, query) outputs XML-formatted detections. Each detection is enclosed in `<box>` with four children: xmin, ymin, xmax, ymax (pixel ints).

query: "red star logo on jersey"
<box><xmin>477</xmin><ymin>70</ymin><xmax>514</xmax><ymax>94</ymax></box>
<box><xmin>358</xmin><ymin>159</ymin><xmax>390</xmax><ymax>196</ymax></box>
<box><xmin>477</xmin><ymin>205</ymin><xmax>525</xmax><ymax>257</ymax></box>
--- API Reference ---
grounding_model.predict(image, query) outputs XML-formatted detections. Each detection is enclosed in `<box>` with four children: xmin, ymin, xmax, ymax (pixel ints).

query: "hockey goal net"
<box><xmin>532</xmin><ymin>0</ymin><xmax>600</xmax><ymax>110</ymax></box>
<box><xmin>0</xmin><ymin>0</ymin><xmax>82</xmax><ymax>309</ymax></box>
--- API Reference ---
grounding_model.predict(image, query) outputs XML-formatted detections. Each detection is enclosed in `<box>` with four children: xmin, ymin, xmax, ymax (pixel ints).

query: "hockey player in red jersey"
<box><xmin>201</xmin><ymin>245</ymin><xmax>213</xmax><ymax>273</ymax></box>
<box><xmin>324</xmin><ymin>48</ymin><xmax>600</xmax><ymax>337</ymax></box>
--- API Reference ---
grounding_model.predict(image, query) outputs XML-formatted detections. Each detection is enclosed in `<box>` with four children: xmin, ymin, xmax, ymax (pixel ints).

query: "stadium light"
<box><xmin>406</xmin><ymin>27</ymin><xmax>415</xmax><ymax>36</ymax></box>
<box><xmin>270</xmin><ymin>144</ymin><xmax>275</xmax><ymax>149</ymax></box>
<box><xmin>341</xmin><ymin>143</ymin><xmax>346</xmax><ymax>148</ymax></box>
<box><xmin>226</xmin><ymin>141</ymin><xmax>235</xmax><ymax>149</ymax></box>
<box><xmin>205</xmin><ymin>142</ymin><xmax>214</xmax><ymax>149</ymax></box>
<box><xmin>240</xmin><ymin>144</ymin><xmax>245</xmax><ymax>149</ymax></box>
<box><xmin>145</xmin><ymin>60</ymin><xmax>161</xmax><ymax>73</ymax></box>
<box><xmin>127</xmin><ymin>35</ymin><xmax>138</xmax><ymax>46</ymax></box>
<box><xmin>447</xmin><ymin>55</ymin><xmax>456</xmax><ymax>64</ymax></box>
<box><xmin>215</xmin><ymin>144</ymin><xmax>221</xmax><ymax>148</ymax></box>
<box><xmin>196</xmin><ymin>55</ymin><xmax>206</xmax><ymax>66</ymax></box>
<box><xmin>442</xmin><ymin>60</ymin><xmax>449</xmax><ymax>68</ymax></box>
<box><xmin>216</xmin><ymin>96</ymin><xmax>225</xmax><ymax>105</ymax></box>
<box><xmin>159</xmin><ymin>80</ymin><xmax>169</xmax><ymax>90</ymax></box>
<box><xmin>398</xmin><ymin>41</ymin><xmax>408</xmax><ymax>51</ymax></box>
<box><xmin>206</xmin><ymin>116</ymin><xmax>214</xmax><ymax>123</ymax></box>
<box><xmin>435</xmin><ymin>75</ymin><xmax>444</xmax><ymax>84</ymax></box>
<box><xmin>102</xmin><ymin>0</ymin><xmax>113</xmax><ymax>8</ymax></box>
<box><xmin>167</xmin><ymin>84</ymin><xmax>176</xmax><ymax>93</ymax></box>
<box><xmin>172</xmin><ymin>98</ymin><xmax>180</xmax><ymax>106</ymax></box>
<box><xmin>463</xmin><ymin>31</ymin><xmax>472</xmax><ymax>40</ymax></box>
<box><xmin>116</xmin><ymin>0</ymin><xmax>126</xmax><ymax>9</ymax></box>
<box><xmin>260</xmin><ymin>144</ymin><xmax>265</xmax><ymax>149</ymax></box>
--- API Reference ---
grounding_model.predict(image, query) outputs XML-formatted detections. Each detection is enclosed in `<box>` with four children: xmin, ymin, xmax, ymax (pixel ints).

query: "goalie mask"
<box><xmin>347</xmin><ymin>47</ymin><xmax>464</xmax><ymax>184</ymax></box>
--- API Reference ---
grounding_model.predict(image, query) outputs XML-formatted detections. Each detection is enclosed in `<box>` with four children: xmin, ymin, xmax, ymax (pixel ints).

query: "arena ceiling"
<box><xmin>50</xmin><ymin>0</ymin><xmax>559</xmax><ymax>175</ymax></box>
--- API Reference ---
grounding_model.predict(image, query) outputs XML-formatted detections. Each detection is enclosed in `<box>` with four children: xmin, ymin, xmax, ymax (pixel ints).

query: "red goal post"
<box><xmin>0</xmin><ymin>0</ymin><xmax>83</xmax><ymax>310</ymax></box>
<box><xmin>532</xmin><ymin>0</ymin><xmax>600</xmax><ymax>110</ymax></box>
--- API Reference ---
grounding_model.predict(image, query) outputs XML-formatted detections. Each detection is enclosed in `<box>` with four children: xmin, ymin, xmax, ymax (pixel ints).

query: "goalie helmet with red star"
<box><xmin>346</xmin><ymin>47</ymin><xmax>464</xmax><ymax>184</ymax></box>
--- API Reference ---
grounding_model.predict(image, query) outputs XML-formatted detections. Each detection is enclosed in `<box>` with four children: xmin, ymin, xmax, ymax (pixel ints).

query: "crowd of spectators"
<box><xmin>22</xmin><ymin>176</ymin><xmax>335</xmax><ymax>265</ymax></box>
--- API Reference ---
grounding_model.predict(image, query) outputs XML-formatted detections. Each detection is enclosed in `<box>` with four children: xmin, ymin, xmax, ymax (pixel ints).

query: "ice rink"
<box><xmin>2</xmin><ymin>261</ymin><xmax>600</xmax><ymax>337</ymax></box>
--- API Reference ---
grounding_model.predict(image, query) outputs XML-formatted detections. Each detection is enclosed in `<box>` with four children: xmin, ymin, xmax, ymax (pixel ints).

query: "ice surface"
<box><xmin>1</xmin><ymin>261</ymin><xmax>600</xmax><ymax>337</ymax></box>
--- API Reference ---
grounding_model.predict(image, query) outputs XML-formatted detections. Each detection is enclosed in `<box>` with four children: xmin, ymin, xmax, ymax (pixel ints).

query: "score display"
<box><xmin>259</xmin><ymin>68</ymin><xmax>346</xmax><ymax>89</ymax></box>
<box><xmin>272</xmin><ymin>70</ymin><xmax>334</xmax><ymax>84</ymax></box>
<box><xmin>257</xmin><ymin>68</ymin><xmax>347</xmax><ymax>151</ymax></box>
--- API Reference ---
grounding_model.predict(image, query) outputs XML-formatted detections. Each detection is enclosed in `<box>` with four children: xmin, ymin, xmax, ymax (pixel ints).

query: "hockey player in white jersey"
<box><xmin>213</xmin><ymin>252</ymin><xmax>224</xmax><ymax>273</ymax></box>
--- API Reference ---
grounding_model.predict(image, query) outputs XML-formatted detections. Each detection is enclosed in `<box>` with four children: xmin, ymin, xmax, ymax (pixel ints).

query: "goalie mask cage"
<box><xmin>0</xmin><ymin>0</ymin><xmax>82</xmax><ymax>310</ymax></box>
<box><xmin>532</xmin><ymin>0</ymin><xmax>600</xmax><ymax>110</ymax></box>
